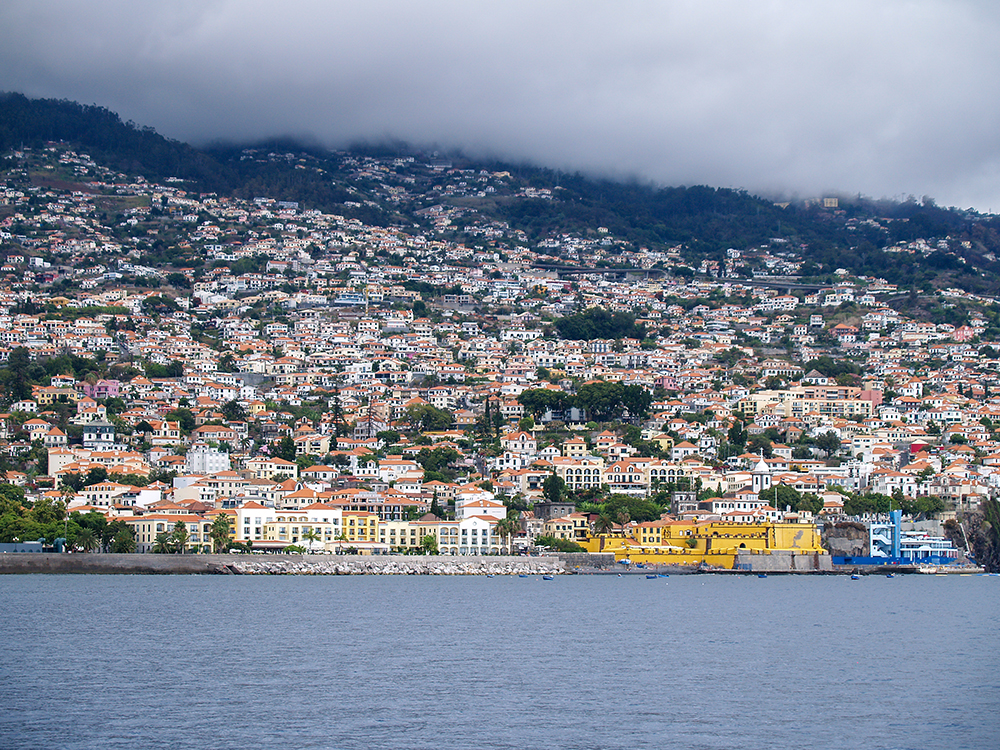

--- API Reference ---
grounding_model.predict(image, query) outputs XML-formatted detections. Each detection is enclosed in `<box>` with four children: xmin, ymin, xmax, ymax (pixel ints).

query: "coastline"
<box><xmin>0</xmin><ymin>552</ymin><xmax>611</xmax><ymax>576</ymax></box>
<box><xmin>3</xmin><ymin>553</ymin><xmax>980</xmax><ymax>576</ymax></box>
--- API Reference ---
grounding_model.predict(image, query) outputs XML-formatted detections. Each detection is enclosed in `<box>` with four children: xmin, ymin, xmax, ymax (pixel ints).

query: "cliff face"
<box><xmin>822</xmin><ymin>522</ymin><xmax>868</xmax><ymax>557</ymax></box>
<box><xmin>963</xmin><ymin>505</ymin><xmax>1000</xmax><ymax>573</ymax></box>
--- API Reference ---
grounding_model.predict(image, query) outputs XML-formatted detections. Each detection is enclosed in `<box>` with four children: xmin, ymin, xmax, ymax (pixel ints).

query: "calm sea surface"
<box><xmin>0</xmin><ymin>573</ymin><xmax>996</xmax><ymax>750</ymax></box>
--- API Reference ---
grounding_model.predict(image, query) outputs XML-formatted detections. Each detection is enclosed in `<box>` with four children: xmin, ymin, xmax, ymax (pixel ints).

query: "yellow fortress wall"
<box><xmin>577</xmin><ymin>520</ymin><xmax>826</xmax><ymax>569</ymax></box>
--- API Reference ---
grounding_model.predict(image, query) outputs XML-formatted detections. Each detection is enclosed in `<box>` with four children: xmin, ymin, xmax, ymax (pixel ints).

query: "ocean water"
<box><xmin>0</xmin><ymin>573</ymin><xmax>996</xmax><ymax>750</ymax></box>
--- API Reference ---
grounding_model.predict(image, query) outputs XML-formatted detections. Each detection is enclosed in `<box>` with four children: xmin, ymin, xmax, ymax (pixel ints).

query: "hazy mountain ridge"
<box><xmin>4</xmin><ymin>91</ymin><xmax>1000</xmax><ymax>294</ymax></box>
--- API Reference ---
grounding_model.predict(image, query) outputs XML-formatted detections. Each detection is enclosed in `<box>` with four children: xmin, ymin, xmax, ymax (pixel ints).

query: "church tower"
<box><xmin>751</xmin><ymin>453</ymin><xmax>772</xmax><ymax>494</ymax></box>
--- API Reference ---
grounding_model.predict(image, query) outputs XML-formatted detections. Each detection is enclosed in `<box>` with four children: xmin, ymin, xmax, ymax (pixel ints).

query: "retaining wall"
<box><xmin>735</xmin><ymin>550</ymin><xmax>833</xmax><ymax>573</ymax></box>
<box><xmin>0</xmin><ymin>553</ymin><xmax>569</xmax><ymax>576</ymax></box>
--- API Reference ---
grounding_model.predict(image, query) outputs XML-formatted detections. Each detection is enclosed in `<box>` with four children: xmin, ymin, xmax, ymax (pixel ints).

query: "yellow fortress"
<box><xmin>577</xmin><ymin>520</ymin><xmax>827</xmax><ymax>569</ymax></box>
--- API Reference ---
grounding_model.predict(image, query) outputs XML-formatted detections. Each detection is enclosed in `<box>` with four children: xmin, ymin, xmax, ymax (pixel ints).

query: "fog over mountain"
<box><xmin>3</xmin><ymin>0</ymin><xmax>1000</xmax><ymax>211</ymax></box>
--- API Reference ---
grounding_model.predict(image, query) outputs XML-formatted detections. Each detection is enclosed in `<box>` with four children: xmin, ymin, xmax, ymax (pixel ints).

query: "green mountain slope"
<box><xmin>4</xmin><ymin>91</ymin><xmax>1000</xmax><ymax>293</ymax></box>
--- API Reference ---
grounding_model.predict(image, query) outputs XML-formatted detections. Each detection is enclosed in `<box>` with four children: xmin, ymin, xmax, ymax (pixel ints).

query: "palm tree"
<box><xmin>301</xmin><ymin>527</ymin><xmax>322</xmax><ymax>554</ymax></box>
<box><xmin>209</xmin><ymin>513</ymin><xmax>232</xmax><ymax>553</ymax></box>
<box><xmin>594</xmin><ymin>514</ymin><xmax>614</xmax><ymax>537</ymax></box>
<box><xmin>110</xmin><ymin>528</ymin><xmax>136</xmax><ymax>553</ymax></box>
<box><xmin>75</xmin><ymin>527</ymin><xmax>99</xmax><ymax>553</ymax></box>
<box><xmin>616</xmin><ymin>510</ymin><xmax>631</xmax><ymax>537</ymax></box>
<box><xmin>170</xmin><ymin>520</ymin><xmax>189</xmax><ymax>553</ymax></box>
<box><xmin>152</xmin><ymin>532</ymin><xmax>174</xmax><ymax>554</ymax></box>
<box><xmin>494</xmin><ymin>517</ymin><xmax>519</xmax><ymax>555</ymax></box>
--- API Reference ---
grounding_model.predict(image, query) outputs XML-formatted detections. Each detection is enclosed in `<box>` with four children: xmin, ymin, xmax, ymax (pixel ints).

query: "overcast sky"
<box><xmin>2</xmin><ymin>0</ymin><xmax>1000</xmax><ymax>210</ymax></box>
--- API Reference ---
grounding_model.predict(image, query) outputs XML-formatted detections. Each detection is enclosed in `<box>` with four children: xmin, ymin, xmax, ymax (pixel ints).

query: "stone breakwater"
<box><xmin>0</xmin><ymin>553</ymin><xmax>592</xmax><ymax>576</ymax></box>
<box><xmin>230</xmin><ymin>555</ymin><xmax>563</xmax><ymax>575</ymax></box>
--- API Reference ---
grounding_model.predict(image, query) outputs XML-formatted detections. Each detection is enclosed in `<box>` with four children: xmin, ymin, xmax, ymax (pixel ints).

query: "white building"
<box><xmin>185</xmin><ymin>443</ymin><xmax>231</xmax><ymax>475</ymax></box>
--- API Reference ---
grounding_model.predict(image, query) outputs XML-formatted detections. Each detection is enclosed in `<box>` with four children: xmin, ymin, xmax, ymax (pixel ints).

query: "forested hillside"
<box><xmin>5</xmin><ymin>91</ymin><xmax>1000</xmax><ymax>293</ymax></box>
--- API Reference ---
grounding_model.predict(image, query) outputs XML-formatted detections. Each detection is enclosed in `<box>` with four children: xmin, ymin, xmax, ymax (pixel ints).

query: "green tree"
<box><xmin>594</xmin><ymin>513</ymin><xmax>615</xmax><ymax>536</ymax></box>
<box><xmin>210</xmin><ymin>513</ymin><xmax>232</xmax><ymax>553</ymax></box>
<box><xmin>0</xmin><ymin>347</ymin><xmax>34</xmax><ymax>403</ymax></box>
<box><xmin>542</xmin><ymin>472</ymin><xmax>565</xmax><ymax>504</ymax></box>
<box><xmin>517</xmin><ymin>388</ymin><xmax>569</xmax><ymax>419</ymax></box>
<box><xmin>274</xmin><ymin>435</ymin><xmax>297</xmax><ymax>462</ymax></box>
<box><xmin>75</xmin><ymin>526</ymin><xmax>99</xmax><ymax>553</ymax></box>
<box><xmin>221</xmin><ymin>400</ymin><xmax>248</xmax><ymax>423</ymax></box>
<box><xmin>494</xmin><ymin>517</ymin><xmax>519</xmax><ymax>554</ymax></box>
<box><xmin>747</xmin><ymin>434</ymin><xmax>773</xmax><ymax>458</ymax></box>
<box><xmin>429</xmin><ymin>493</ymin><xmax>445</xmax><ymax>519</ymax></box>
<box><xmin>420</xmin><ymin>534</ymin><xmax>439</xmax><ymax>555</ymax></box>
<box><xmin>534</xmin><ymin>535</ymin><xmax>585</xmax><ymax>552</ymax></box>
<box><xmin>84</xmin><ymin>466</ymin><xmax>108</xmax><ymax>486</ymax></box>
<box><xmin>59</xmin><ymin>473</ymin><xmax>86</xmax><ymax>492</ymax></box>
<box><xmin>405</xmin><ymin>404</ymin><xmax>453</xmax><ymax>432</ymax></box>
<box><xmin>300</xmin><ymin>526</ymin><xmax>322</xmax><ymax>553</ymax></box>
<box><xmin>166</xmin><ymin>272</ymin><xmax>190</xmax><ymax>288</ymax></box>
<box><xmin>759</xmin><ymin>484</ymin><xmax>804</xmax><ymax>513</ymax></box>
<box><xmin>815</xmin><ymin>431</ymin><xmax>842</xmax><ymax>457</ymax></box>
<box><xmin>574</xmin><ymin>381</ymin><xmax>624</xmax><ymax>422</ymax></box>
<box><xmin>171</xmin><ymin>520</ymin><xmax>189</xmax><ymax>553</ymax></box>
<box><xmin>415</xmin><ymin>447</ymin><xmax>460</xmax><ymax>480</ymax></box>
<box><xmin>376</xmin><ymin>429</ymin><xmax>401</xmax><ymax>445</ymax></box>
<box><xmin>620</xmin><ymin>384</ymin><xmax>653</xmax><ymax>422</ymax></box>
<box><xmin>165</xmin><ymin>407</ymin><xmax>196</xmax><ymax>435</ymax></box>
<box><xmin>101</xmin><ymin>519</ymin><xmax>130</xmax><ymax>552</ymax></box>
<box><xmin>604</xmin><ymin>494</ymin><xmax>661</xmax><ymax>524</ymax></box>
<box><xmin>151</xmin><ymin>531</ymin><xmax>174</xmax><ymax>554</ymax></box>
<box><xmin>110</xmin><ymin>527</ymin><xmax>136</xmax><ymax>553</ymax></box>
<box><xmin>727</xmin><ymin>419</ymin><xmax>747</xmax><ymax>448</ymax></box>
<box><xmin>553</xmin><ymin>308</ymin><xmax>645</xmax><ymax>341</ymax></box>
<box><xmin>0</xmin><ymin>483</ymin><xmax>26</xmax><ymax>516</ymax></box>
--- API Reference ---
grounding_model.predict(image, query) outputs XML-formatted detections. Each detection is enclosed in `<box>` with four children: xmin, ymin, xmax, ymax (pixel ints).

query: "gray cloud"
<box><xmin>3</xmin><ymin>0</ymin><xmax>1000</xmax><ymax>210</ymax></box>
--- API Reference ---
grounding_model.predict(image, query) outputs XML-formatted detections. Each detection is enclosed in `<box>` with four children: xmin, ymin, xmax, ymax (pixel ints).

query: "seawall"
<box><xmin>735</xmin><ymin>550</ymin><xmax>834</xmax><ymax>573</ymax></box>
<box><xmin>0</xmin><ymin>553</ymin><xmax>609</xmax><ymax>575</ymax></box>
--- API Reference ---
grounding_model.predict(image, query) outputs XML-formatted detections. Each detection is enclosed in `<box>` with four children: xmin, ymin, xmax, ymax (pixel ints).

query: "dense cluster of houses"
<box><xmin>1</xmin><ymin>144</ymin><xmax>995</xmax><ymax>557</ymax></box>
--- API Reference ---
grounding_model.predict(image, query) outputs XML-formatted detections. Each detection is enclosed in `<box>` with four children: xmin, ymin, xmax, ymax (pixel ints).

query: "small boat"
<box><xmin>646</xmin><ymin>574</ymin><xmax>659</xmax><ymax>579</ymax></box>
<box><xmin>518</xmin><ymin>573</ymin><xmax>529</xmax><ymax>578</ymax></box>
<box><xmin>541</xmin><ymin>574</ymin><xmax>554</xmax><ymax>580</ymax></box>
<box><xmin>851</xmin><ymin>574</ymin><xmax>861</xmax><ymax>580</ymax></box>
<box><xmin>486</xmin><ymin>574</ymin><xmax>495</xmax><ymax>578</ymax></box>
<box><xmin>885</xmin><ymin>573</ymin><xmax>895</xmax><ymax>579</ymax></box>
<box><xmin>757</xmin><ymin>573</ymin><xmax>767</xmax><ymax>579</ymax></box>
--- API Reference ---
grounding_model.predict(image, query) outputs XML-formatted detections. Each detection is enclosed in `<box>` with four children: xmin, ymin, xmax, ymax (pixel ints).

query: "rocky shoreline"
<box><xmin>229</xmin><ymin>555</ymin><xmax>565</xmax><ymax>576</ymax></box>
<box><xmin>0</xmin><ymin>553</ymin><xmax>608</xmax><ymax>576</ymax></box>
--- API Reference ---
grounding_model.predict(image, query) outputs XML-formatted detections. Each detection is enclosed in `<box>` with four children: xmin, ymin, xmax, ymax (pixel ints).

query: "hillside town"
<box><xmin>0</xmin><ymin>143</ymin><xmax>993</xmax><ymax>569</ymax></box>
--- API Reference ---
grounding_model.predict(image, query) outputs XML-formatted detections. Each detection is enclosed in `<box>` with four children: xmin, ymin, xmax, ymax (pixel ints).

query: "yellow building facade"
<box><xmin>379</xmin><ymin>519</ymin><xmax>424</xmax><ymax>552</ymax></box>
<box><xmin>578</xmin><ymin>520</ymin><xmax>826</xmax><ymax>569</ymax></box>
<box><xmin>342</xmin><ymin>510</ymin><xmax>379</xmax><ymax>543</ymax></box>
